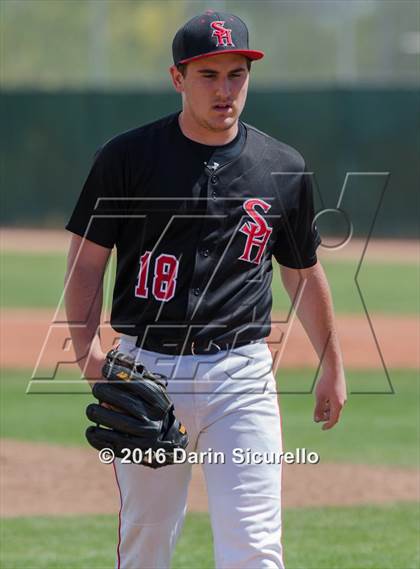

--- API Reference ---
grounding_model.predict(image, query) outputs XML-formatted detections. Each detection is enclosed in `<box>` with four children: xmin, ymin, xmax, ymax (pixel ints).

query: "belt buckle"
<box><xmin>191</xmin><ymin>341</ymin><xmax>221</xmax><ymax>356</ymax></box>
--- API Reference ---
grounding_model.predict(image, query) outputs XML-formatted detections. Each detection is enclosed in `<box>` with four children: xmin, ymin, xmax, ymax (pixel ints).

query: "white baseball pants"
<box><xmin>113</xmin><ymin>336</ymin><xmax>284</xmax><ymax>569</ymax></box>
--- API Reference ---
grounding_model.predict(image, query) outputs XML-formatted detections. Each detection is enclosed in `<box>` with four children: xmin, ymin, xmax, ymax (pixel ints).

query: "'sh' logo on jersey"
<box><xmin>210</xmin><ymin>21</ymin><xmax>235</xmax><ymax>47</ymax></box>
<box><xmin>238</xmin><ymin>199</ymin><xmax>273</xmax><ymax>265</ymax></box>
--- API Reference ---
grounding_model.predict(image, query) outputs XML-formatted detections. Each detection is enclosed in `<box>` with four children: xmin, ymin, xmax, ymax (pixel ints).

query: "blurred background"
<box><xmin>1</xmin><ymin>2</ymin><xmax>419</xmax><ymax>568</ymax></box>
<box><xmin>1</xmin><ymin>0</ymin><xmax>419</xmax><ymax>235</ymax></box>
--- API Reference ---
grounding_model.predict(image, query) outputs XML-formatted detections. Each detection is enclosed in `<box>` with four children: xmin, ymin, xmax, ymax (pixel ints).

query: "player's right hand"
<box><xmin>84</xmin><ymin>353</ymin><xmax>107</xmax><ymax>387</ymax></box>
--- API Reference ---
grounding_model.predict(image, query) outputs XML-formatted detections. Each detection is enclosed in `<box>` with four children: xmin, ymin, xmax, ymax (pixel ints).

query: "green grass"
<box><xmin>279</xmin><ymin>369</ymin><xmax>419</xmax><ymax>467</ymax></box>
<box><xmin>0</xmin><ymin>368</ymin><xmax>90</xmax><ymax>447</ymax></box>
<box><xmin>1</xmin><ymin>253</ymin><xmax>67</xmax><ymax>309</ymax></box>
<box><xmin>271</xmin><ymin>259</ymin><xmax>419</xmax><ymax>314</ymax></box>
<box><xmin>0</xmin><ymin>513</ymin><xmax>214</xmax><ymax>569</ymax></box>
<box><xmin>282</xmin><ymin>503</ymin><xmax>420</xmax><ymax>569</ymax></box>
<box><xmin>1</xmin><ymin>369</ymin><xmax>418</xmax><ymax>467</ymax></box>
<box><xmin>1</xmin><ymin>252</ymin><xmax>419</xmax><ymax>314</ymax></box>
<box><xmin>1</xmin><ymin>505</ymin><xmax>418</xmax><ymax>568</ymax></box>
<box><xmin>0</xmin><ymin>252</ymin><xmax>116</xmax><ymax>310</ymax></box>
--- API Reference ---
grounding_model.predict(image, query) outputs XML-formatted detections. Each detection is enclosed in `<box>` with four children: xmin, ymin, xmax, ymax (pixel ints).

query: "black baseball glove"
<box><xmin>85</xmin><ymin>348</ymin><xmax>188</xmax><ymax>468</ymax></box>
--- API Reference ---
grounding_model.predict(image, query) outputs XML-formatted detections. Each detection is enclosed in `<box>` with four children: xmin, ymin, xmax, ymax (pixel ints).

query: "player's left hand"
<box><xmin>313</xmin><ymin>369</ymin><xmax>347</xmax><ymax>430</ymax></box>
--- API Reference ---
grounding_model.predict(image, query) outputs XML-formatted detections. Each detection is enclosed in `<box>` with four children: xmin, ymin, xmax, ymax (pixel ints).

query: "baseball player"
<box><xmin>65</xmin><ymin>10</ymin><xmax>347</xmax><ymax>569</ymax></box>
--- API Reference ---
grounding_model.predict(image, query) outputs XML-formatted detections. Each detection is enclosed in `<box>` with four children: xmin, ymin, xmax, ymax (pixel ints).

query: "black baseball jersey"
<box><xmin>66</xmin><ymin>112</ymin><xmax>321</xmax><ymax>351</ymax></box>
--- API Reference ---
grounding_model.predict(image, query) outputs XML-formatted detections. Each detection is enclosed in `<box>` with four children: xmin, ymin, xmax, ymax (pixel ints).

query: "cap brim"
<box><xmin>178</xmin><ymin>49</ymin><xmax>265</xmax><ymax>65</ymax></box>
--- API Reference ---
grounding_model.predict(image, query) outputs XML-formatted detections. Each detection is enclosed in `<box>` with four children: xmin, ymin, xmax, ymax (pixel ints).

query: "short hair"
<box><xmin>176</xmin><ymin>59</ymin><xmax>252</xmax><ymax>78</ymax></box>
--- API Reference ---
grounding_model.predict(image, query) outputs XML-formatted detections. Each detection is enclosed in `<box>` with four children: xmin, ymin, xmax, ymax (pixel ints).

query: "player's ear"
<box><xmin>169</xmin><ymin>65</ymin><xmax>184</xmax><ymax>93</ymax></box>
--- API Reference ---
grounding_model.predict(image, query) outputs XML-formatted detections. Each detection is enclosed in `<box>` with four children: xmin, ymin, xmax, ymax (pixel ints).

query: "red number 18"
<box><xmin>134</xmin><ymin>251</ymin><xmax>179</xmax><ymax>302</ymax></box>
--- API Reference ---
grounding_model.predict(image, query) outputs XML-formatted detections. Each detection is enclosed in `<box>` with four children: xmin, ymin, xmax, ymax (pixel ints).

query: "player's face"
<box><xmin>171</xmin><ymin>54</ymin><xmax>250</xmax><ymax>133</ymax></box>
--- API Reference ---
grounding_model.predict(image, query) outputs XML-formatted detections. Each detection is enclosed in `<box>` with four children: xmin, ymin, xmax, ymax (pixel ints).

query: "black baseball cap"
<box><xmin>172</xmin><ymin>10</ymin><xmax>264</xmax><ymax>66</ymax></box>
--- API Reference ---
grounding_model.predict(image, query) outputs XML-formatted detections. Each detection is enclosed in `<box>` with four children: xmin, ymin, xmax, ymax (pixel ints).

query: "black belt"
<box><xmin>136</xmin><ymin>337</ymin><xmax>263</xmax><ymax>356</ymax></box>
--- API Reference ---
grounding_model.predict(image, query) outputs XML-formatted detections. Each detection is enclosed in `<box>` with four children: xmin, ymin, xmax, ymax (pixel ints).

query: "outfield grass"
<box><xmin>1</xmin><ymin>505</ymin><xmax>418</xmax><ymax>569</ymax></box>
<box><xmin>1</xmin><ymin>253</ymin><xmax>67</xmax><ymax>309</ymax></box>
<box><xmin>271</xmin><ymin>259</ymin><xmax>420</xmax><ymax>314</ymax></box>
<box><xmin>1</xmin><ymin>369</ymin><xmax>418</xmax><ymax>467</ymax></box>
<box><xmin>0</xmin><ymin>252</ymin><xmax>116</xmax><ymax>311</ymax></box>
<box><xmin>280</xmin><ymin>369</ymin><xmax>419</xmax><ymax>468</ymax></box>
<box><xmin>2</xmin><ymin>251</ymin><xmax>419</xmax><ymax>314</ymax></box>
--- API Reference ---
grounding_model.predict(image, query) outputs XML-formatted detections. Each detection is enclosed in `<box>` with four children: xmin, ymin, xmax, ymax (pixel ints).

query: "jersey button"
<box><xmin>201</xmin><ymin>249</ymin><xmax>210</xmax><ymax>257</ymax></box>
<box><xmin>210</xmin><ymin>175</ymin><xmax>218</xmax><ymax>184</ymax></box>
<box><xmin>211</xmin><ymin>190</ymin><xmax>217</xmax><ymax>199</ymax></box>
<box><xmin>193</xmin><ymin>288</ymin><xmax>200</xmax><ymax>296</ymax></box>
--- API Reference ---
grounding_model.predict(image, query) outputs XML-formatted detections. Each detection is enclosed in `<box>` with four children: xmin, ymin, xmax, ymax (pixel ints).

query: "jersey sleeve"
<box><xmin>272</xmin><ymin>170</ymin><xmax>321</xmax><ymax>268</ymax></box>
<box><xmin>65</xmin><ymin>141</ymin><xmax>125</xmax><ymax>249</ymax></box>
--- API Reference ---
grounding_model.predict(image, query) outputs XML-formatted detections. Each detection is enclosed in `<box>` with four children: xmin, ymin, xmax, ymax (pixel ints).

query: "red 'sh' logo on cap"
<box><xmin>210</xmin><ymin>21</ymin><xmax>235</xmax><ymax>47</ymax></box>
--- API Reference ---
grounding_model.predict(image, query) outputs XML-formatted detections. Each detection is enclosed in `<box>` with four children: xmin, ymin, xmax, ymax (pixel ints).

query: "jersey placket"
<box><xmin>184</xmin><ymin>168</ymin><xmax>225</xmax><ymax>339</ymax></box>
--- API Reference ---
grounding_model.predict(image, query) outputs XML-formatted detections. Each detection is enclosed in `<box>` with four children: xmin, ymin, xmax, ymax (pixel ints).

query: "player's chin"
<box><xmin>208</xmin><ymin>112</ymin><xmax>237</xmax><ymax>131</ymax></box>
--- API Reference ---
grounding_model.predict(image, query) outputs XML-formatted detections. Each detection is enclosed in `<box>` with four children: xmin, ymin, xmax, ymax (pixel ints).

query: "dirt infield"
<box><xmin>1</xmin><ymin>439</ymin><xmax>418</xmax><ymax>518</ymax></box>
<box><xmin>1</xmin><ymin>228</ymin><xmax>419</xmax><ymax>263</ymax></box>
<box><xmin>1</xmin><ymin>309</ymin><xmax>418</xmax><ymax>370</ymax></box>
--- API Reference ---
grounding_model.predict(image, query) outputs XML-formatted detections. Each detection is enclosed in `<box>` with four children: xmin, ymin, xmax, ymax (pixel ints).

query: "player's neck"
<box><xmin>178</xmin><ymin>110</ymin><xmax>239</xmax><ymax>146</ymax></box>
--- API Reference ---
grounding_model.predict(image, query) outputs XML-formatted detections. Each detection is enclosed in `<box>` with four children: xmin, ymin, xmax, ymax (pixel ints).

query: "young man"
<box><xmin>65</xmin><ymin>10</ymin><xmax>347</xmax><ymax>569</ymax></box>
